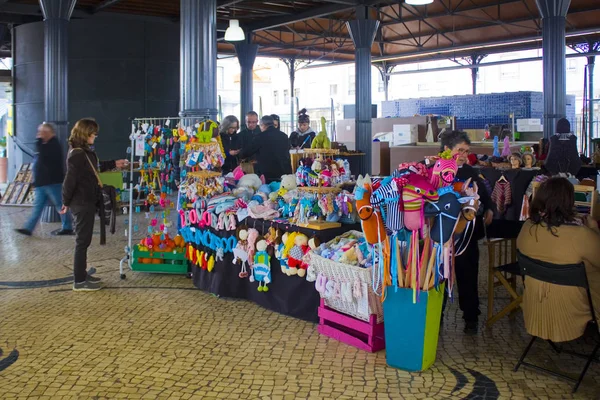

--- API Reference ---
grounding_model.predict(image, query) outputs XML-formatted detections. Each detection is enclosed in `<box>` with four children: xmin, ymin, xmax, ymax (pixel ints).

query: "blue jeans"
<box><xmin>24</xmin><ymin>184</ymin><xmax>73</xmax><ymax>232</ymax></box>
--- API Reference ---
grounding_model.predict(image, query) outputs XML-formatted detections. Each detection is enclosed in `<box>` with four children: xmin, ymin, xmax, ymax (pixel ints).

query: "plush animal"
<box><xmin>287</xmin><ymin>233</ymin><xmax>309</xmax><ymax>277</ymax></box>
<box><xmin>238</xmin><ymin>174</ymin><xmax>262</xmax><ymax>192</ymax></box>
<box><xmin>354</xmin><ymin>175</ymin><xmax>386</xmax><ymax>245</ymax></box>
<box><xmin>196</xmin><ymin>120</ymin><xmax>218</xmax><ymax>143</ymax></box>
<box><xmin>278</xmin><ymin>174</ymin><xmax>297</xmax><ymax>197</ymax></box>
<box><xmin>250</xmin><ymin>237</ymin><xmax>271</xmax><ymax>292</ymax></box>
<box><xmin>311</xmin><ymin>117</ymin><xmax>331</xmax><ymax>149</ymax></box>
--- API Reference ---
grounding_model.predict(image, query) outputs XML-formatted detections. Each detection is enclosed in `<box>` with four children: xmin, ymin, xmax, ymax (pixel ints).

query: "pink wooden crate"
<box><xmin>318</xmin><ymin>299</ymin><xmax>385</xmax><ymax>353</ymax></box>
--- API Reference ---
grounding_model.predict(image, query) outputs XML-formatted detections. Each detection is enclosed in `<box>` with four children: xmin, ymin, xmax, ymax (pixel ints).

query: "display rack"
<box><xmin>120</xmin><ymin>116</ymin><xmax>196</xmax><ymax>279</ymax></box>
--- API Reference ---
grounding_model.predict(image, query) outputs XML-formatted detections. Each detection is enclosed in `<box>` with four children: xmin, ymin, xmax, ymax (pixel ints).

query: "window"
<box><xmin>217</xmin><ymin>66</ymin><xmax>225</xmax><ymax>90</ymax></box>
<box><xmin>348</xmin><ymin>74</ymin><xmax>356</xmax><ymax>96</ymax></box>
<box><xmin>273</xmin><ymin>90</ymin><xmax>279</xmax><ymax>106</ymax></box>
<box><xmin>294</xmin><ymin>88</ymin><xmax>300</xmax><ymax>99</ymax></box>
<box><xmin>418</xmin><ymin>82</ymin><xmax>429</xmax><ymax>92</ymax></box>
<box><xmin>378</xmin><ymin>77</ymin><xmax>385</xmax><ymax>93</ymax></box>
<box><xmin>500</xmin><ymin>62</ymin><xmax>519</xmax><ymax>79</ymax></box>
<box><xmin>283</xmin><ymin>89</ymin><xmax>290</xmax><ymax>105</ymax></box>
<box><xmin>330</xmin><ymin>84</ymin><xmax>338</xmax><ymax>96</ymax></box>
<box><xmin>567</xmin><ymin>59</ymin><xmax>577</xmax><ymax>72</ymax></box>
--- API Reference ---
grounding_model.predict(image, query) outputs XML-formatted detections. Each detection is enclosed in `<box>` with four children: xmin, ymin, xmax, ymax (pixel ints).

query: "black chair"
<box><xmin>514</xmin><ymin>250</ymin><xmax>600</xmax><ymax>393</ymax></box>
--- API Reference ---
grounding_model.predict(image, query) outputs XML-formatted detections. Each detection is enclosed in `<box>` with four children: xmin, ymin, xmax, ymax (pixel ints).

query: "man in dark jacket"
<box><xmin>241</xmin><ymin>115</ymin><xmax>292</xmax><ymax>183</ymax></box>
<box><xmin>238</xmin><ymin>111</ymin><xmax>260</xmax><ymax>157</ymax></box>
<box><xmin>437</xmin><ymin>130</ymin><xmax>494</xmax><ymax>334</ymax></box>
<box><xmin>16</xmin><ymin>123</ymin><xmax>73</xmax><ymax>236</ymax></box>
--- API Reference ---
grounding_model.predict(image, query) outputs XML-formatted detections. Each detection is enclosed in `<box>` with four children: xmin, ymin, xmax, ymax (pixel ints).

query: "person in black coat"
<box><xmin>241</xmin><ymin>115</ymin><xmax>292</xmax><ymax>183</ymax></box>
<box><xmin>61</xmin><ymin>118</ymin><xmax>127</xmax><ymax>291</ymax></box>
<box><xmin>289</xmin><ymin>108</ymin><xmax>315</xmax><ymax>149</ymax></box>
<box><xmin>16</xmin><ymin>123</ymin><xmax>74</xmax><ymax>237</ymax></box>
<box><xmin>219</xmin><ymin>115</ymin><xmax>241</xmax><ymax>174</ymax></box>
<box><xmin>438</xmin><ymin>130</ymin><xmax>494</xmax><ymax>334</ymax></box>
<box><xmin>238</xmin><ymin>111</ymin><xmax>260</xmax><ymax>160</ymax></box>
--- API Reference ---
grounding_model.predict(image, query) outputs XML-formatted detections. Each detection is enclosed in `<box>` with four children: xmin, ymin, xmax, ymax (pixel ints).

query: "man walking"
<box><xmin>16</xmin><ymin>123</ymin><xmax>73</xmax><ymax>236</ymax></box>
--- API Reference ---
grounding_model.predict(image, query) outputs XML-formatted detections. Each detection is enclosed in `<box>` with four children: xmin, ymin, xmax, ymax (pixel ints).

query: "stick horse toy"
<box><xmin>354</xmin><ymin>175</ymin><xmax>387</xmax><ymax>296</ymax></box>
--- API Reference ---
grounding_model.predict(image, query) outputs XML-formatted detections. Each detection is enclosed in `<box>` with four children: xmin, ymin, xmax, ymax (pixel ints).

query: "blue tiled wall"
<box><xmin>392</xmin><ymin>92</ymin><xmax>575</xmax><ymax>130</ymax></box>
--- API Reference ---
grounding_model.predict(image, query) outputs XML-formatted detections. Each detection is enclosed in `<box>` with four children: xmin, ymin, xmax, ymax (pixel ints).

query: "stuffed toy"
<box><xmin>402</xmin><ymin>173</ymin><xmax>438</xmax><ymax>232</ymax></box>
<box><xmin>237</xmin><ymin>174</ymin><xmax>263</xmax><ymax>192</ymax></box>
<box><xmin>276</xmin><ymin>231</ymin><xmax>295</xmax><ymax>274</ymax></box>
<box><xmin>311</xmin><ymin>160</ymin><xmax>323</xmax><ymax>173</ymax></box>
<box><xmin>287</xmin><ymin>233</ymin><xmax>309</xmax><ymax>277</ymax></box>
<box><xmin>233</xmin><ymin>225</ymin><xmax>250</xmax><ymax>278</ymax></box>
<box><xmin>429</xmin><ymin>150</ymin><xmax>458</xmax><ymax>189</ymax></box>
<box><xmin>354</xmin><ymin>175</ymin><xmax>386</xmax><ymax>245</ymax></box>
<box><xmin>501</xmin><ymin>135</ymin><xmax>512</xmax><ymax>158</ymax></box>
<box><xmin>311</xmin><ymin>117</ymin><xmax>331</xmax><ymax>149</ymax></box>
<box><xmin>278</xmin><ymin>174</ymin><xmax>297</xmax><ymax>197</ymax></box>
<box><xmin>249</xmin><ymin>236</ymin><xmax>272</xmax><ymax>292</ymax></box>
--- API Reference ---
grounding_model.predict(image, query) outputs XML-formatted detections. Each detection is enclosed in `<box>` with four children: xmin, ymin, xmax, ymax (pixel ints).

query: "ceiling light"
<box><xmin>405</xmin><ymin>0</ymin><xmax>434</xmax><ymax>5</ymax></box>
<box><xmin>225</xmin><ymin>19</ymin><xmax>245</xmax><ymax>42</ymax></box>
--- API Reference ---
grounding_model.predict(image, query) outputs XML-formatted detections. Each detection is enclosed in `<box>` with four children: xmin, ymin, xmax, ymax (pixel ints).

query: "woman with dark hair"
<box><xmin>289</xmin><ymin>108</ymin><xmax>315</xmax><ymax>149</ymax></box>
<box><xmin>61</xmin><ymin>118</ymin><xmax>127</xmax><ymax>291</ymax></box>
<box><xmin>438</xmin><ymin>130</ymin><xmax>494</xmax><ymax>334</ymax></box>
<box><xmin>517</xmin><ymin>177</ymin><xmax>600</xmax><ymax>342</ymax></box>
<box><xmin>219</xmin><ymin>115</ymin><xmax>241</xmax><ymax>174</ymax></box>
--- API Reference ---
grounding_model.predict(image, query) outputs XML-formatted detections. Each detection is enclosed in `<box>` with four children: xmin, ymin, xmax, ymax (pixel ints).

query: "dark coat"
<box><xmin>33</xmin><ymin>136</ymin><xmax>64</xmax><ymax>187</ymax></box>
<box><xmin>241</xmin><ymin>126</ymin><xmax>292</xmax><ymax>182</ymax></box>
<box><xmin>289</xmin><ymin>128</ymin><xmax>315</xmax><ymax>149</ymax></box>
<box><xmin>220</xmin><ymin>132</ymin><xmax>241</xmax><ymax>174</ymax></box>
<box><xmin>62</xmin><ymin>146</ymin><xmax>115</xmax><ymax>208</ymax></box>
<box><xmin>238</xmin><ymin>126</ymin><xmax>260</xmax><ymax>160</ymax></box>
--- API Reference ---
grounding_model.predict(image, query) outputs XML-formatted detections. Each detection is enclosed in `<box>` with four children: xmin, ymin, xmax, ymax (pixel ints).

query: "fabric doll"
<box><xmin>287</xmin><ymin>233</ymin><xmax>309</xmax><ymax>277</ymax></box>
<box><xmin>233</xmin><ymin>225</ymin><xmax>250</xmax><ymax>278</ymax></box>
<box><xmin>250</xmin><ymin>236</ymin><xmax>272</xmax><ymax>292</ymax></box>
<box><xmin>501</xmin><ymin>135</ymin><xmax>512</xmax><ymax>158</ymax></box>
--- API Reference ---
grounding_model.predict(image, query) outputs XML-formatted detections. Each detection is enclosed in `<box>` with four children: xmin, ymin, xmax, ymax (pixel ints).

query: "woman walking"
<box><xmin>61</xmin><ymin>118</ymin><xmax>127</xmax><ymax>291</ymax></box>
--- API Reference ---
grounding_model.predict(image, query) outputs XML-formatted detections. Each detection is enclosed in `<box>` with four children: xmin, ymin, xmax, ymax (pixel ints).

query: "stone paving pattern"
<box><xmin>0</xmin><ymin>207</ymin><xmax>598</xmax><ymax>399</ymax></box>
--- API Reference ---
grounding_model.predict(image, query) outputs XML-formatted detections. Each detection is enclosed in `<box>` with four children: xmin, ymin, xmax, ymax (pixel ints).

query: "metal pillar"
<box><xmin>180</xmin><ymin>0</ymin><xmax>218</xmax><ymax>119</ymax></box>
<box><xmin>588</xmin><ymin>55</ymin><xmax>595</xmax><ymax>143</ymax></box>
<box><xmin>467</xmin><ymin>54</ymin><xmax>486</xmax><ymax>95</ymax></box>
<box><xmin>235</xmin><ymin>37</ymin><xmax>258</xmax><ymax>121</ymax></box>
<box><xmin>39</xmin><ymin>0</ymin><xmax>76</xmax><ymax>224</ymax></box>
<box><xmin>282</xmin><ymin>57</ymin><xmax>297</xmax><ymax>130</ymax></box>
<box><xmin>376</xmin><ymin>63</ymin><xmax>394</xmax><ymax>102</ymax></box>
<box><xmin>471</xmin><ymin>67</ymin><xmax>479</xmax><ymax>95</ymax></box>
<box><xmin>536</xmin><ymin>0</ymin><xmax>571</xmax><ymax>138</ymax></box>
<box><xmin>347</xmin><ymin>6</ymin><xmax>379</xmax><ymax>175</ymax></box>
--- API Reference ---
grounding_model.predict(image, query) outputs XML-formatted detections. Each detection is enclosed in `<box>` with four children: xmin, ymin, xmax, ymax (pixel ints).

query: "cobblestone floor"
<box><xmin>0</xmin><ymin>206</ymin><xmax>598</xmax><ymax>399</ymax></box>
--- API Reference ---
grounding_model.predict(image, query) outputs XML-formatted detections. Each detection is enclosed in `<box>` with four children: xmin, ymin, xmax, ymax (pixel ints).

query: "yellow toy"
<box><xmin>311</xmin><ymin>116</ymin><xmax>331</xmax><ymax>149</ymax></box>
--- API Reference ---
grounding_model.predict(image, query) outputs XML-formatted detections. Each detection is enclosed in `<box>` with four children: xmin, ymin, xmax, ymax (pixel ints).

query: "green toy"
<box><xmin>311</xmin><ymin>117</ymin><xmax>331</xmax><ymax>149</ymax></box>
<box><xmin>196</xmin><ymin>120</ymin><xmax>218</xmax><ymax>143</ymax></box>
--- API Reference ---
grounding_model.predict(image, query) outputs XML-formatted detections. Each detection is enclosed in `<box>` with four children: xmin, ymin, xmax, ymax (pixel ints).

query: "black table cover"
<box><xmin>192</xmin><ymin>217</ymin><xmax>360</xmax><ymax>322</ymax></box>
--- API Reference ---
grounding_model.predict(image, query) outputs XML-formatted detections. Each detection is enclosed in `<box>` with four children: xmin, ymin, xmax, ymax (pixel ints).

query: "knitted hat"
<box><xmin>556</xmin><ymin>118</ymin><xmax>570</xmax><ymax>134</ymax></box>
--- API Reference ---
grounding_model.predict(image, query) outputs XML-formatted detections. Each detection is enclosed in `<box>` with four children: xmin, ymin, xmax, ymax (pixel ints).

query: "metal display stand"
<box><xmin>119</xmin><ymin>116</ymin><xmax>189</xmax><ymax>280</ymax></box>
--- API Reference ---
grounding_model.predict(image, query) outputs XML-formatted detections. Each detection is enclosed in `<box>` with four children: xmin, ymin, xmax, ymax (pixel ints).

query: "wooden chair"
<box><xmin>514</xmin><ymin>251</ymin><xmax>599</xmax><ymax>393</ymax></box>
<box><xmin>486</xmin><ymin>237</ymin><xmax>522</xmax><ymax>327</ymax></box>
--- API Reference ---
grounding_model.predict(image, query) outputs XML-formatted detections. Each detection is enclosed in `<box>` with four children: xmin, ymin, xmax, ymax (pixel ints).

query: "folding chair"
<box><xmin>486</xmin><ymin>237</ymin><xmax>522</xmax><ymax>327</ymax></box>
<box><xmin>514</xmin><ymin>250</ymin><xmax>600</xmax><ymax>393</ymax></box>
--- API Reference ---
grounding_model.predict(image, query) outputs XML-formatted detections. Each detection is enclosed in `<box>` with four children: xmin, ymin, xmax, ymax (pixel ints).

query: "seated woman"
<box><xmin>517</xmin><ymin>177</ymin><xmax>600</xmax><ymax>342</ymax></box>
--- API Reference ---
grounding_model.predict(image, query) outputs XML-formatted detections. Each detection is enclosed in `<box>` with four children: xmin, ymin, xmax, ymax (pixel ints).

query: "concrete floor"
<box><xmin>0</xmin><ymin>206</ymin><xmax>598</xmax><ymax>399</ymax></box>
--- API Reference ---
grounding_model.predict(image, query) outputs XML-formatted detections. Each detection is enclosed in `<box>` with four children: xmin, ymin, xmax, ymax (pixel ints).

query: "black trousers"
<box><xmin>72</xmin><ymin>205</ymin><xmax>96</xmax><ymax>283</ymax></box>
<box><xmin>443</xmin><ymin>238</ymin><xmax>481</xmax><ymax>322</ymax></box>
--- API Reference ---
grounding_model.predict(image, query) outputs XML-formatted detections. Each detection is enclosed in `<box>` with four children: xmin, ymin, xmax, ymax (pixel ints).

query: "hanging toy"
<box><xmin>287</xmin><ymin>233</ymin><xmax>309</xmax><ymax>277</ymax></box>
<box><xmin>249</xmin><ymin>236</ymin><xmax>271</xmax><ymax>292</ymax></box>
<box><xmin>232</xmin><ymin>225</ymin><xmax>250</xmax><ymax>278</ymax></box>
